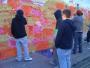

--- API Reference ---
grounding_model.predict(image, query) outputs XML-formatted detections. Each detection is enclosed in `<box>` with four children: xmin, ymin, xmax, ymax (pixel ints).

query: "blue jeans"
<box><xmin>73</xmin><ymin>32</ymin><xmax>83</xmax><ymax>53</ymax></box>
<box><xmin>16</xmin><ymin>36</ymin><xmax>30</xmax><ymax>60</ymax></box>
<box><xmin>57</xmin><ymin>48</ymin><xmax>71</xmax><ymax>68</ymax></box>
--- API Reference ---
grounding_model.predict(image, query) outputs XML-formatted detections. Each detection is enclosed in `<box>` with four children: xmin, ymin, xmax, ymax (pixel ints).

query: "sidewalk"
<box><xmin>71</xmin><ymin>32</ymin><xmax>90</xmax><ymax>66</ymax></box>
<box><xmin>0</xmin><ymin>35</ymin><xmax>90</xmax><ymax>68</ymax></box>
<box><xmin>72</xmin><ymin>41</ymin><xmax>90</xmax><ymax>65</ymax></box>
<box><xmin>0</xmin><ymin>53</ymin><xmax>53</xmax><ymax>68</ymax></box>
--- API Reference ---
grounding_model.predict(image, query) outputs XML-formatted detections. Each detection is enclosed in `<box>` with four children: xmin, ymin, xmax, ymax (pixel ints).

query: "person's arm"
<box><xmin>54</xmin><ymin>19</ymin><xmax>62</xmax><ymax>38</ymax></box>
<box><xmin>72</xmin><ymin>16</ymin><xmax>77</xmax><ymax>29</ymax></box>
<box><xmin>55</xmin><ymin>23</ymin><xmax>64</xmax><ymax>48</ymax></box>
<box><xmin>55</xmin><ymin>22</ymin><xmax>64</xmax><ymax>39</ymax></box>
<box><xmin>10</xmin><ymin>19</ymin><xmax>14</xmax><ymax>37</ymax></box>
<box><xmin>24</xmin><ymin>18</ymin><xmax>27</xmax><ymax>25</ymax></box>
<box><xmin>58</xmin><ymin>23</ymin><xmax>64</xmax><ymax>37</ymax></box>
<box><xmin>54</xmin><ymin>29</ymin><xmax>58</xmax><ymax>39</ymax></box>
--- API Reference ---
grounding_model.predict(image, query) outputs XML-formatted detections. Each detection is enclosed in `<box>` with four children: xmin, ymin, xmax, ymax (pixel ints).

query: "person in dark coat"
<box><xmin>11</xmin><ymin>9</ymin><xmax>32</xmax><ymax>61</ymax></box>
<box><xmin>50</xmin><ymin>9</ymin><xmax>62</xmax><ymax>67</ymax></box>
<box><xmin>56</xmin><ymin>9</ymin><xmax>76</xmax><ymax>68</ymax></box>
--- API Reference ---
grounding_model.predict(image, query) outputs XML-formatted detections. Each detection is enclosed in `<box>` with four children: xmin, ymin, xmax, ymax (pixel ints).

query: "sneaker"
<box><xmin>16</xmin><ymin>58</ymin><xmax>23</xmax><ymax>62</ymax></box>
<box><xmin>24</xmin><ymin>58</ymin><xmax>32</xmax><ymax>61</ymax></box>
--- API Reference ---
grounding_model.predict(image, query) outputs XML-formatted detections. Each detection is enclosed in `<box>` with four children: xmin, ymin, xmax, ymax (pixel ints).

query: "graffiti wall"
<box><xmin>0</xmin><ymin>0</ymin><xmax>90</xmax><ymax>60</ymax></box>
<box><xmin>0</xmin><ymin>0</ymin><xmax>63</xmax><ymax>60</ymax></box>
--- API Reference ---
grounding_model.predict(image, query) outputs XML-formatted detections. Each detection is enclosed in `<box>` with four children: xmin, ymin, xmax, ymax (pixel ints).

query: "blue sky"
<box><xmin>61</xmin><ymin>0</ymin><xmax>90</xmax><ymax>9</ymax></box>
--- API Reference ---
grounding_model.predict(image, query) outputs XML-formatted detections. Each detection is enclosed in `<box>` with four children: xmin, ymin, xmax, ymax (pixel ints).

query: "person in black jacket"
<box><xmin>55</xmin><ymin>9</ymin><xmax>75</xmax><ymax>68</ymax></box>
<box><xmin>11</xmin><ymin>9</ymin><xmax>32</xmax><ymax>61</ymax></box>
<box><xmin>50</xmin><ymin>9</ymin><xmax>62</xmax><ymax>67</ymax></box>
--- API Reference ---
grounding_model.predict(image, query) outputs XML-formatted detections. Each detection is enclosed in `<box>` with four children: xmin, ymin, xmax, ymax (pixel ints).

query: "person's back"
<box><xmin>55</xmin><ymin>11</ymin><xmax>75</xmax><ymax>50</ymax></box>
<box><xmin>73</xmin><ymin>15</ymin><xmax>83</xmax><ymax>32</ymax></box>
<box><xmin>11</xmin><ymin>10</ymin><xmax>32</xmax><ymax>62</ymax></box>
<box><xmin>56</xmin><ymin>19</ymin><xmax>75</xmax><ymax>49</ymax></box>
<box><xmin>11</xmin><ymin>10</ymin><xmax>27</xmax><ymax>39</ymax></box>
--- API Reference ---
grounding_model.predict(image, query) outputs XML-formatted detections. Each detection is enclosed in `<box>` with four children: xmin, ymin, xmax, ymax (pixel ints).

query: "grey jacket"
<box><xmin>72</xmin><ymin>16</ymin><xmax>84</xmax><ymax>32</ymax></box>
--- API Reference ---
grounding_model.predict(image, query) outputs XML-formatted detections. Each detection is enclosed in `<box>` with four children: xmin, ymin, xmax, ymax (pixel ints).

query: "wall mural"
<box><xmin>0</xmin><ymin>0</ymin><xmax>90</xmax><ymax>60</ymax></box>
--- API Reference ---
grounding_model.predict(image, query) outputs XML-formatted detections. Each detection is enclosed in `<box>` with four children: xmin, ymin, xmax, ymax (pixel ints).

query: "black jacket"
<box><xmin>11</xmin><ymin>17</ymin><xmax>27</xmax><ymax>39</ymax></box>
<box><xmin>55</xmin><ymin>19</ymin><xmax>75</xmax><ymax>49</ymax></box>
<box><xmin>11</xmin><ymin>10</ymin><xmax>27</xmax><ymax>39</ymax></box>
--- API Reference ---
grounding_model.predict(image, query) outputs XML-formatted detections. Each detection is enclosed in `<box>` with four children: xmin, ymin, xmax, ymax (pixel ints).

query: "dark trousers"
<box><xmin>86</xmin><ymin>31</ymin><xmax>90</xmax><ymax>42</ymax></box>
<box><xmin>73</xmin><ymin>32</ymin><xmax>83</xmax><ymax>53</ymax></box>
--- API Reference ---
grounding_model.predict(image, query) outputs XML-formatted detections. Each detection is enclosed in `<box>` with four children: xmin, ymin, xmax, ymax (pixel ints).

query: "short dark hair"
<box><xmin>54</xmin><ymin>9</ymin><xmax>62</xmax><ymax>20</ymax></box>
<box><xmin>63</xmin><ymin>9</ymin><xmax>71</xmax><ymax>18</ymax></box>
<box><xmin>16</xmin><ymin>9</ymin><xmax>24</xmax><ymax>16</ymax></box>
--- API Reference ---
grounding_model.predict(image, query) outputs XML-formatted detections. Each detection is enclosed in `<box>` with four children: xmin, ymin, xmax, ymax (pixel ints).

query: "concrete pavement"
<box><xmin>0</xmin><ymin>35</ymin><xmax>90</xmax><ymax>68</ymax></box>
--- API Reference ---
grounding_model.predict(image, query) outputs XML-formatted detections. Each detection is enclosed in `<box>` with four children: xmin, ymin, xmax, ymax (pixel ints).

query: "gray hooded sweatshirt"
<box><xmin>72</xmin><ymin>15</ymin><xmax>84</xmax><ymax>32</ymax></box>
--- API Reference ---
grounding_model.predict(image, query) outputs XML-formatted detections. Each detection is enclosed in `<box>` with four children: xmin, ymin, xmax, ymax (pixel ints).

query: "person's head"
<box><xmin>62</xmin><ymin>9</ymin><xmax>71</xmax><ymax>20</ymax></box>
<box><xmin>54</xmin><ymin>9</ymin><xmax>62</xmax><ymax>21</ymax></box>
<box><xmin>76</xmin><ymin>10</ymin><xmax>83</xmax><ymax>16</ymax></box>
<box><xmin>15</xmin><ymin>9</ymin><xmax>24</xmax><ymax>18</ymax></box>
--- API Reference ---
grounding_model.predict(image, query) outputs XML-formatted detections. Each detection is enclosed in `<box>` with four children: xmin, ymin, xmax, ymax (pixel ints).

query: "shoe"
<box><xmin>16</xmin><ymin>58</ymin><xmax>23</xmax><ymax>62</ymax></box>
<box><xmin>24</xmin><ymin>58</ymin><xmax>32</xmax><ymax>61</ymax></box>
